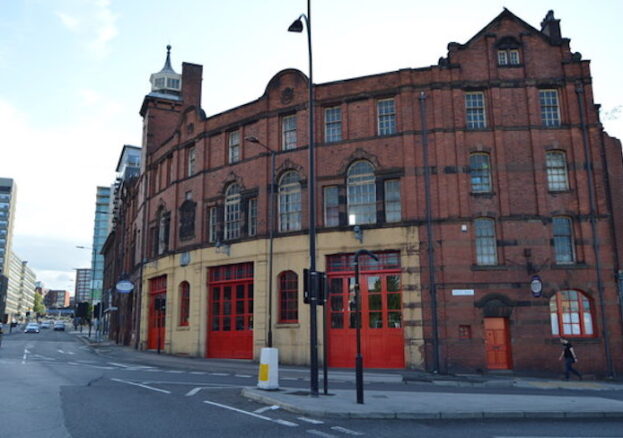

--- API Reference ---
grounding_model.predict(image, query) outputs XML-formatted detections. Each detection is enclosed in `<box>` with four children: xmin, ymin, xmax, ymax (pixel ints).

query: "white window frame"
<box><xmin>347</xmin><ymin>161</ymin><xmax>376</xmax><ymax>225</ymax></box>
<box><xmin>469</xmin><ymin>153</ymin><xmax>492</xmax><ymax>193</ymax></box>
<box><xmin>539</xmin><ymin>89</ymin><xmax>561</xmax><ymax>127</ymax></box>
<box><xmin>278</xmin><ymin>171</ymin><xmax>302</xmax><ymax>232</ymax></box>
<box><xmin>377</xmin><ymin>99</ymin><xmax>396</xmax><ymax>136</ymax></box>
<box><xmin>248</xmin><ymin>198</ymin><xmax>257</xmax><ymax>237</ymax></box>
<box><xmin>384</xmin><ymin>179</ymin><xmax>401</xmax><ymax>223</ymax></box>
<box><xmin>474</xmin><ymin>218</ymin><xmax>497</xmax><ymax>265</ymax></box>
<box><xmin>323</xmin><ymin>186</ymin><xmax>339</xmax><ymax>227</ymax></box>
<box><xmin>208</xmin><ymin>207</ymin><xmax>218</xmax><ymax>243</ymax></box>
<box><xmin>228</xmin><ymin>130</ymin><xmax>241</xmax><ymax>164</ymax></box>
<box><xmin>282</xmin><ymin>115</ymin><xmax>297</xmax><ymax>150</ymax></box>
<box><xmin>324</xmin><ymin>107</ymin><xmax>342</xmax><ymax>143</ymax></box>
<box><xmin>224</xmin><ymin>184</ymin><xmax>241</xmax><ymax>240</ymax></box>
<box><xmin>553</xmin><ymin>216</ymin><xmax>575</xmax><ymax>264</ymax></box>
<box><xmin>187</xmin><ymin>147</ymin><xmax>196</xmax><ymax>177</ymax></box>
<box><xmin>465</xmin><ymin>92</ymin><xmax>486</xmax><ymax>129</ymax></box>
<box><xmin>546</xmin><ymin>151</ymin><xmax>569</xmax><ymax>192</ymax></box>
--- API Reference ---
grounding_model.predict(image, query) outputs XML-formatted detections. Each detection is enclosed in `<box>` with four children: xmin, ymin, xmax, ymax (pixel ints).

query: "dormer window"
<box><xmin>498</xmin><ymin>49</ymin><xmax>520</xmax><ymax>65</ymax></box>
<box><xmin>495</xmin><ymin>36</ymin><xmax>521</xmax><ymax>66</ymax></box>
<box><xmin>167</xmin><ymin>78</ymin><xmax>180</xmax><ymax>89</ymax></box>
<box><xmin>155</xmin><ymin>77</ymin><xmax>165</xmax><ymax>88</ymax></box>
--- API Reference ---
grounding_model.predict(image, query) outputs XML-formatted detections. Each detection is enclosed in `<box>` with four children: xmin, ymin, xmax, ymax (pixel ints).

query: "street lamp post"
<box><xmin>353</xmin><ymin>249</ymin><xmax>378</xmax><ymax>404</ymax></box>
<box><xmin>245</xmin><ymin>136</ymin><xmax>276</xmax><ymax>348</ymax></box>
<box><xmin>289</xmin><ymin>0</ymin><xmax>319</xmax><ymax>397</ymax></box>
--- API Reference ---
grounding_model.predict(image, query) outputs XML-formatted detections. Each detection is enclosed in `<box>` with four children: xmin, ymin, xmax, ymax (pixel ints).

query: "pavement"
<box><xmin>72</xmin><ymin>331</ymin><xmax>623</xmax><ymax>421</ymax></box>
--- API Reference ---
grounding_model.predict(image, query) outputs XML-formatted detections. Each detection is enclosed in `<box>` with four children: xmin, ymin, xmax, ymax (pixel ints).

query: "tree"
<box><xmin>33</xmin><ymin>293</ymin><xmax>45</xmax><ymax>316</ymax></box>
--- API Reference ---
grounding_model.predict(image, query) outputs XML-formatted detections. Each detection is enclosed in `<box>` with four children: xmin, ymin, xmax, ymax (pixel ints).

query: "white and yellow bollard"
<box><xmin>257</xmin><ymin>347</ymin><xmax>279</xmax><ymax>390</ymax></box>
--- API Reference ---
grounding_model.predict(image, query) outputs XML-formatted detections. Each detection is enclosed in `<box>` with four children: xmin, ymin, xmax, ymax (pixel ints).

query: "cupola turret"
<box><xmin>149</xmin><ymin>45</ymin><xmax>182</xmax><ymax>97</ymax></box>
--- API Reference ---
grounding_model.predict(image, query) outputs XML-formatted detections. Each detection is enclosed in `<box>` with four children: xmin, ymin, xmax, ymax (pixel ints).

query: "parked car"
<box><xmin>24</xmin><ymin>323</ymin><xmax>40</xmax><ymax>334</ymax></box>
<box><xmin>40</xmin><ymin>321</ymin><xmax>51</xmax><ymax>329</ymax></box>
<box><xmin>53</xmin><ymin>321</ymin><xmax>65</xmax><ymax>331</ymax></box>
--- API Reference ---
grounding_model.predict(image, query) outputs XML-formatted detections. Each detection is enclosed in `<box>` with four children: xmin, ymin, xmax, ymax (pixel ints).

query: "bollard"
<box><xmin>257</xmin><ymin>347</ymin><xmax>279</xmax><ymax>390</ymax></box>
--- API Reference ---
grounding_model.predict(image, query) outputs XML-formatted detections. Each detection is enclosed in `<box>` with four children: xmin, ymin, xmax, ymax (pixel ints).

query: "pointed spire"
<box><xmin>160</xmin><ymin>45</ymin><xmax>177</xmax><ymax>74</ymax></box>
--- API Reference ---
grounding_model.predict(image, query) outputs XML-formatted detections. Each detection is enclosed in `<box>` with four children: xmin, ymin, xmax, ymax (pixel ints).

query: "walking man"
<box><xmin>559</xmin><ymin>337</ymin><xmax>582</xmax><ymax>380</ymax></box>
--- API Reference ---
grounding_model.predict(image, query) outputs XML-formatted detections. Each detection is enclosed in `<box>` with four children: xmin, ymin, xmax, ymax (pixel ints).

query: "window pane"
<box><xmin>465</xmin><ymin>92</ymin><xmax>486</xmax><ymax>129</ymax></box>
<box><xmin>539</xmin><ymin>89</ymin><xmax>561</xmax><ymax>127</ymax></box>
<box><xmin>377</xmin><ymin>99</ymin><xmax>396</xmax><ymax>136</ymax></box>
<box><xmin>282</xmin><ymin>115</ymin><xmax>297</xmax><ymax>150</ymax></box>
<box><xmin>553</xmin><ymin>217</ymin><xmax>574</xmax><ymax>263</ymax></box>
<box><xmin>475</xmin><ymin>218</ymin><xmax>497</xmax><ymax>265</ymax></box>
<box><xmin>470</xmin><ymin>153</ymin><xmax>492</xmax><ymax>193</ymax></box>
<box><xmin>384</xmin><ymin>179</ymin><xmax>401</xmax><ymax>222</ymax></box>
<box><xmin>225</xmin><ymin>184</ymin><xmax>241</xmax><ymax>240</ymax></box>
<box><xmin>347</xmin><ymin>161</ymin><xmax>376</xmax><ymax>225</ymax></box>
<box><xmin>550</xmin><ymin>312</ymin><xmax>559</xmax><ymax>335</ymax></box>
<box><xmin>324</xmin><ymin>186</ymin><xmax>339</xmax><ymax>227</ymax></box>
<box><xmin>369</xmin><ymin>312</ymin><xmax>382</xmax><ymax>328</ymax></box>
<box><xmin>325</xmin><ymin>107</ymin><xmax>342</xmax><ymax>143</ymax></box>
<box><xmin>388</xmin><ymin>312</ymin><xmax>401</xmax><ymax>328</ymax></box>
<box><xmin>228</xmin><ymin>130</ymin><xmax>241</xmax><ymax>163</ymax></box>
<box><xmin>279</xmin><ymin>172</ymin><xmax>301</xmax><ymax>232</ymax></box>
<box><xmin>546</xmin><ymin>151</ymin><xmax>569</xmax><ymax>191</ymax></box>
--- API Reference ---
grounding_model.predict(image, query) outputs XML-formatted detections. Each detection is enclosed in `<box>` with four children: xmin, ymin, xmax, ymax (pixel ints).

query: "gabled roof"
<box><xmin>456</xmin><ymin>8</ymin><xmax>553</xmax><ymax>50</ymax></box>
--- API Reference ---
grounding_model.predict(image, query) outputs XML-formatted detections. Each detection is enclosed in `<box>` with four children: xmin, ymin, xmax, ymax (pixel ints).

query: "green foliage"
<box><xmin>33</xmin><ymin>293</ymin><xmax>46</xmax><ymax>315</ymax></box>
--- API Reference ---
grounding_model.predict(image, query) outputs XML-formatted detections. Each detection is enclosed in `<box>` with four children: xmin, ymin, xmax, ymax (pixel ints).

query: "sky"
<box><xmin>1</xmin><ymin>0</ymin><xmax>622</xmax><ymax>291</ymax></box>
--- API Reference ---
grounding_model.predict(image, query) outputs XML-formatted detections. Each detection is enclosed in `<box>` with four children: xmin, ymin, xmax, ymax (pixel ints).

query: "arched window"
<box><xmin>279</xmin><ymin>271</ymin><xmax>298</xmax><ymax>323</ymax></box>
<box><xmin>179</xmin><ymin>281</ymin><xmax>190</xmax><ymax>326</ymax></box>
<box><xmin>156</xmin><ymin>206</ymin><xmax>170</xmax><ymax>256</ymax></box>
<box><xmin>224</xmin><ymin>183</ymin><xmax>241</xmax><ymax>240</ymax></box>
<box><xmin>347</xmin><ymin>161</ymin><xmax>376</xmax><ymax>225</ymax></box>
<box><xmin>278</xmin><ymin>171</ymin><xmax>301</xmax><ymax>232</ymax></box>
<box><xmin>549</xmin><ymin>290</ymin><xmax>594</xmax><ymax>337</ymax></box>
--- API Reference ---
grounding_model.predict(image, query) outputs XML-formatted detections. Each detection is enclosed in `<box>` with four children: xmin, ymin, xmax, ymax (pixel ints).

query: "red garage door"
<box><xmin>327</xmin><ymin>252</ymin><xmax>404</xmax><ymax>368</ymax></box>
<box><xmin>147</xmin><ymin>275</ymin><xmax>167</xmax><ymax>351</ymax></box>
<box><xmin>207</xmin><ymin>263</ymin><xmax>254</xmax><ymax>359</ymax></box>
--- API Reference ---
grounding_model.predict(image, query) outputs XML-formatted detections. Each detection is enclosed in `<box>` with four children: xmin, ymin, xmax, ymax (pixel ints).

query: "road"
<box><xmin>1</xmin><ymin>326</ymin><xmax>622</xmax><ymax>437</ymax></box>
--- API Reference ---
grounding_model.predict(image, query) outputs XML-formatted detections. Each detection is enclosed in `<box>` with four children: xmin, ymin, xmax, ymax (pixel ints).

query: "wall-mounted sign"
<box><xmin>530</xmin><ymin>275</ymin><xmax>543</xmax><ymax>297</ymax></box>
<box><xmin>452</xmin><ymin>289</ymin><xmax>475</xmax><ymax>296</ymax></box>
<box><xmin>116</xmin><ymin>280</ymin><xmax>134</xmax><ymax>294</ymax></box>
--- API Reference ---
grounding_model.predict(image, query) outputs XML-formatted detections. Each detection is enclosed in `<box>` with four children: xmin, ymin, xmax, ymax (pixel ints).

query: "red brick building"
<box><xmin>104</xmin><ymin>10</ymin><xmax>623</xmax><ymax>377</ymax></box>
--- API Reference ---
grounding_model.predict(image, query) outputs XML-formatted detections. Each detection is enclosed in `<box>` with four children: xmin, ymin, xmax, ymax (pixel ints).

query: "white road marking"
<box><xmin>108</xmin><ymin>362</ymin><xmax>133</xmax><ymax>368</ymax></box>
<box><xmin>57</xmin><ymin>349</ymin><xmax>65</xmax><ymax>354</ymax></box>
<box><xmin>209</xmin><ymin>372</ymin><xmax>229</xmax><ymax>376</ymax></box>
<box><xmin>32</xmin><ymin>354</ymin><xmax>56</xmax><ymax>361</ymax></box>
<box><xmin>298</xmin><ymin>417</ymin><xmax>324</xmax><ymax>425</ymax></box>
<box><xmin>330</xmin><ymin>426</ymin><xmax>364</xmax><ymax>436</ymax></box>
<box><xmin>111</xmin><ymin>378</ymin><xmax>171</xmax><ymax>394</ymax></box>
<box><xmin>283</xmin><ymin>377</ymin><xmax>299</xmax><ymax>381</ymax></box>
<box><xmin>307</xmin><ymin>430</ymin><xmax>337</xmax><ymax>438</ymax></box>
<box><xmin>189</xmin><ymin>371</ymin><xmax>206</xmax><ymax>375</ymax></box>
<box><xmin>22</xmin><ymin>348</ymin><xmax>28</xmax><ymax>364</ymax></box>
<box><xmin>202</xmin><ymin>400</ymin><xmax>298</xmax><ymax>427</ymax></box>
<box><xmin>254</xmin><ymin>405</ymin><xmax>280</xmax><ymax>414</ymax></box>
<box><xmin>165</xmin><ymin>370</ymin><xmax>184</xmax><ymax>374</ymax></box>
<box><xmin>185</xmin><ymin>387</ymin><xmax>204</xmax><ymax>397</ymax></box>
<box><xmin>234</xmin><ymin>374</ymin><xmax>252</xmax><ymax>378</ymax></box>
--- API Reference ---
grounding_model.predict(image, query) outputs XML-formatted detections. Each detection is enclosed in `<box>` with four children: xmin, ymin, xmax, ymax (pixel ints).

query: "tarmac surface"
<box><xmin>66</xmin><ymin>330</ymin><xmax>623</xmax><ymax>421</ymax></box>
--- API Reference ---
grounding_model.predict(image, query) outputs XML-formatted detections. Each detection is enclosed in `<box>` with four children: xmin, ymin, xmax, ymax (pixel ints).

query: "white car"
<box><xmin>53</xmin><ymin>321</ymin><xmax>65</xmax><ymax>331</ymax></box>
<box><xmin>24</xmin><ymin>323</ymin><xmax>40</xmax><ymax>334</ymax></box>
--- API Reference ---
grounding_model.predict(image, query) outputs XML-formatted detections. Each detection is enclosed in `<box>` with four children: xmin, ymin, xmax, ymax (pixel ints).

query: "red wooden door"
<box><xmin>327</xmin><ymin>252</ymin><xmax>404</xmax><ymax>368</ymax></box>
<box><xmin>207</xmin><ymin>263</ymin><xmax>253</xmax><ymax>359</ymax></box>
<box><xmin>484</xmin><ymin>317</ymin><xmax>512</xmax><ymax>369</ymax></box>
<box><xmin>148</xmin><ymin>276</ymin><xmax>167</xmax><ymax>350</ymax></box>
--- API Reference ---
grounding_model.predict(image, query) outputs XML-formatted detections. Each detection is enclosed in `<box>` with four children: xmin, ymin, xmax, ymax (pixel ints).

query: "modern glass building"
<box><xmin>0</xmin><ymin>178</ymin><xmax>16</xmax><ymax>277</ymax></box>
<box><xmin>90</xmin><ymin>186</ymin><xmax>112</xmax><ymax>304</ymax></box>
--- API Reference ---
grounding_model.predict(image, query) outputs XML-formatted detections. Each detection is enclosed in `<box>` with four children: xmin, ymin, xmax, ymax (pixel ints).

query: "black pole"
<box><xmin>157</xmin><ymin>303</ymin><xmax>161</xmax><ymax>355</ymax></box>
<box><xmin>353</xmin><ymin>249</ymin><xmax>378</xmax><ymax>404</ymax></box>
<box><xmin>322</xmin><ymin>276</ymin><xmax>328</xmax><ymax>395</ymax></box>
<box><xmin>267</xmin><ymin>151</ymin><xmax>275</xmax><ymax>348</ymax></box>
<box><xmin>418</xmin><ymin>92</ymin><xmax>440</xmax><ymax>373</ymax></box>
<box><xmin>575</xmin><ymin>83</ymin><xmax>614</xmax><ymax>378</ymax></box>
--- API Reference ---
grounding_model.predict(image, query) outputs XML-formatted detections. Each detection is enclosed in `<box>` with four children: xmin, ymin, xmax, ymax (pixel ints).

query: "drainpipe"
<box><xmin>576</xmin><ymin>82</ymin><xmax>614</xmax><ymax>378</ymax></box>
<box><xmin>419</xmin><ymin>91</ymin><xmax>440</xmax><ymax>373</ymax></box>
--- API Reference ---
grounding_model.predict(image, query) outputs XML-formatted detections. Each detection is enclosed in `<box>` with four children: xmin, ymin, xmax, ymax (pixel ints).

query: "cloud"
<box><xmin>55</xmin><ymin>11</ymin><xmax>80</xmax><ymax>32</ymax></box>
<box><xmin>89</xmin><ymin>0</ymin><xmax>119</xmax><ymax>59</ymax></box>
<box><xmin>54</xmin><ymin>0</ymin><xmax>119</xmax><ymax>59</ymax></box>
